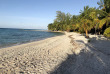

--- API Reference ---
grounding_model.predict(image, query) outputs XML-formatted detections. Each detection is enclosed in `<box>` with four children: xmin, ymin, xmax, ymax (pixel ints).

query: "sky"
<box><xmin>0</xmin><ymin>0</ymin><xmax>100</xmax><ymax>29</ymax></box>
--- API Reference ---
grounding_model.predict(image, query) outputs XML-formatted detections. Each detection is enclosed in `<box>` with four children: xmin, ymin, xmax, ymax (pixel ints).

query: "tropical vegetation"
<box><xmin>48</xmin><ymin>0</ymin><xmax>110</xmax><ymax>38</ymax></box>
<box><xmin>104</xmin><ymin>27</ymin><xmax>110</xmax><ymax>38</ymax></box>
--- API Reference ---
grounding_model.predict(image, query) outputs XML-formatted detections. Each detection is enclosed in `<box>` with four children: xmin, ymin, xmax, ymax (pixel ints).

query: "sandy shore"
<box><xmin>0</xmin><ymin>32</ymin><xmax>110</xmax><ymax>74</ymax></box>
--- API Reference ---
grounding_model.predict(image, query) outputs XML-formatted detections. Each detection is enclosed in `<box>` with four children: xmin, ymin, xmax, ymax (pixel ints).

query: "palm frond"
<box><xmin>99</xmin><ymin>18</ymin><xmax>106</xmax><ymax>28</ymax></box>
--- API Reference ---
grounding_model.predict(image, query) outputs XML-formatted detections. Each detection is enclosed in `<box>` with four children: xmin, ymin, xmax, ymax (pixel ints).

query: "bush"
<box><xmin>104</xmin><ymin>27</ymin><xmax>110</xmax><ymax>38</ymax></box>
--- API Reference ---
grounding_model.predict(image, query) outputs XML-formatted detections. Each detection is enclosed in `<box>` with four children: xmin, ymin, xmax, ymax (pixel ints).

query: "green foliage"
<box><xmin>47</xmin><ymin>0</ymin><xmax>110</xmax><ymax>37</ymax></box>
<box><xmin>99</xmin><ymin>18</ymin><xmax>106</xmax><ymax>28</ymax></box>
<box><xmin>104</xmin><ymin>27</ymin><xmax>110</xmax><ymax>38</ymax></box>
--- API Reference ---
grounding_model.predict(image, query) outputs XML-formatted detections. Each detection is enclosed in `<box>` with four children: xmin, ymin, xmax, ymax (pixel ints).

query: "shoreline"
<box><xmin>0</xmin><ymin>32</ymin><xmax>110</xmax><ymax>74</ymax></box>
<box><xmin>0</xmin><ymin>31</ymin><xmax>64</xmax><ymax>49</ymax></box>
<box><xmin>0</xmin><ymin>37</ymin><xmax>54</xmax><ymax>49</ymax></box>
<box><xmin>47</xmin><ymin>30</ymin><xmax>65</xmax><ymax>33</ymax></box>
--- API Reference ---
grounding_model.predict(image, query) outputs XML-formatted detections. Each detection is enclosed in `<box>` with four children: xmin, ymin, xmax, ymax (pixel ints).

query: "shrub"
<box><xmin>104</xmin><ymin>27</ymin><xmax>110</xmax><ymax>38</ymax></box>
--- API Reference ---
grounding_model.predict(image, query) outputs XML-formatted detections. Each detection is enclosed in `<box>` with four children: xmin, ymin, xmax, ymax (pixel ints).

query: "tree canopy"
<box><xmin>48</xmin><ymin>0</ymin><xmax>110</xmax><ymax>37</ymax></box>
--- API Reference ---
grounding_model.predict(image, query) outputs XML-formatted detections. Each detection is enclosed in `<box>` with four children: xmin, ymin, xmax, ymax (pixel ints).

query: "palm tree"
<box><xmin>99</xmin><ymin>11</ymin><xmax>110</xmax><ymax>28</ymax></box>
<box><xmin>79</xmin><ymin>6</ymin><xmax>94</xmax><ymax>37</ymax></box>
<box><xmin>80</xmin><ymin>18</ymin><xmax>93</xmax><ymax>37</ymax></box>
<box><xmin>97</xmin><ymin>0</ymin><xmax>110</xmax><ymax>12</ymax></box>
<box><xmin>98</xmin><ymin>0</ymin><xmax>110</xmax><ymax>30</ymax></box>
<box><xmin>89</xmin><ymin>8</ymin><xmax>100</xmax><ymax>34</ymax></box>
<box><xmin>97</xmin><ymin>0</ymin><xmax>105</xmax><ymax>10</ymax></box>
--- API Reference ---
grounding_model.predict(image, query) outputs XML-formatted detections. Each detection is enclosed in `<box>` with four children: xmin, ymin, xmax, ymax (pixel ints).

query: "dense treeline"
<box><xmin>48</xmin><ymin>0</ymin><xmax>110</xmax><ymax>38</ymax></box>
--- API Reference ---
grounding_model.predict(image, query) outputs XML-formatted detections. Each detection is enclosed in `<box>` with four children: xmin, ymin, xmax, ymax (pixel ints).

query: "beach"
<box><xmin>0</xmin><ymin>32</ymin><xmax>110</xmax><ymax>74</ymax></box>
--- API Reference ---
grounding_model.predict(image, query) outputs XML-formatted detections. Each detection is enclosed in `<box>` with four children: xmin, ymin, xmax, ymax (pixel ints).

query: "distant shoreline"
<box><xmin>47</xmin><ymin>30</ymin><xmax>66</xmax><ymax>33</ymax></box>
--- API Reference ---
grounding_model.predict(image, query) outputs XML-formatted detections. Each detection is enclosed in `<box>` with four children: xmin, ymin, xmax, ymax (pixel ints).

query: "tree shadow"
<box><xmin>88</xmin><ymin>36</ymin><xmax>110</xmax><ymax>55</ymax></box>
<box><xmin>49</xmin><ymin>37</ymin><xmax>110</xmax><ymax>74</ymax></box>
<box><xmin>50</xmin><ymin>54</ymin><xmax>77</xmax><ymax>74</ymax></box>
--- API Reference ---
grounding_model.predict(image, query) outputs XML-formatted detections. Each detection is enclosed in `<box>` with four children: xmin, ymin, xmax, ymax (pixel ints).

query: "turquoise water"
<box><xmin>0</xmin><ymin>28</ymin><xmax>63</xmax><ymax>48</ymax></box>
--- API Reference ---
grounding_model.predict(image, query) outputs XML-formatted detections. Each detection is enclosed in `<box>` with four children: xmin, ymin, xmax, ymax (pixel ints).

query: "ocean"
<box><xmin>0</xmin><ymin>28</ymin><xmax>63</xmax><ymax>48</ymax></box>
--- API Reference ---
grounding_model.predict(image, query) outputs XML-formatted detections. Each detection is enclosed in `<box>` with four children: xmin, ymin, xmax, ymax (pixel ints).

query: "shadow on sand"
<box><xmin>50</xmin><ymin>36</ymin><xmax>110</xmax><ymax>74</ymax></box>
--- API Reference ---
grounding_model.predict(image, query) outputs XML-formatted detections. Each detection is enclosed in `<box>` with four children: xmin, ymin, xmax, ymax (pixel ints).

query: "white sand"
<box><xmin>0</xmin><ymin>32</ymin><xmax>110</xmax><ymax>74</ymax></box>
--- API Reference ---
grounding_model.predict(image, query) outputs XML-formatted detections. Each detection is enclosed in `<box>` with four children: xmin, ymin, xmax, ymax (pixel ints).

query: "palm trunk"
<box><xmin>85</xmin><ymin>29</ymin><xmax>89</xmax><ymax>38</ymax></box>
